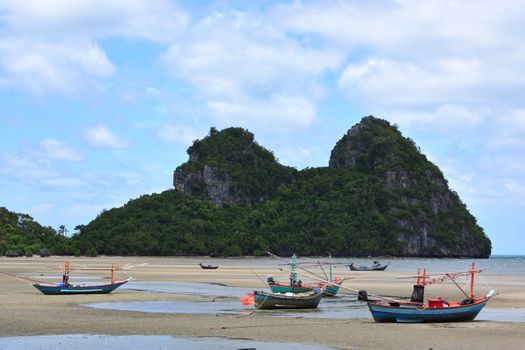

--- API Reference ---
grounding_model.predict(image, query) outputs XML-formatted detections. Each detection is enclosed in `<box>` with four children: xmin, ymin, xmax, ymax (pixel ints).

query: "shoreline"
<box><xmin>1</xmin><ymin>256</ymin><xmax>524</xmax><ymax>350</ymax></box>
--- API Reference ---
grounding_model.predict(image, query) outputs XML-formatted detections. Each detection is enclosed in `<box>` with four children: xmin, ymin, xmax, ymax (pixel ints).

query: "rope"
<box><xmin>277</xmin><ymin>266</ymin><xmax>401</xmax><ymax>303</ymax></box>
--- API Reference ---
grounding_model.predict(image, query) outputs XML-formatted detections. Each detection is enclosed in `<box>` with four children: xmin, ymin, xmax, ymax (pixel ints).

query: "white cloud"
<box><xmin>275</xmin><ymin>146</ymin><xmax>312</xmax><ymax>167</ymax></box>
<box><xmin>0</xmin><ymin>148</ymin><xmax>87</xmax><ymax>188</ymax></box>
<box><xmin>84</xmin><ymin>125</ymin><xmax>126</xmax><ymax>149</ymax></box>
<box><xmin>42</xmin><ymin>177</ymin><xmax>88</xmax><ymax>187</ymax></box>
<box><xmin>161</xmin><ymin>9</ymin><xmax>342</xmax><ymax>128</ymax></box>
<box><xmin>39</xmin><ymin>138</ymin><xmax>83</xmax><ymax>161</ymax></box>
<box><xmin>504</xmin><ymin>179</ymin><xmax>525</xmax><ymax>198</ymax></box>
<box><xmin>0</xmin><ymin>0</ymin><xmax>188</xmax><ymax>95</ymax></box>
<box><xmin>0</xmin><ymin>0</ymin><xmax>188</xmax><ymax>42</ymax></box>
<box><xmin>489</xmin><ymin>110</ymin><xmax>525</xmax><ymax>149</ymax></box>
<box><xmin>157</xmin><ymin>124</ymin><xmax>203</xmax><ymax>145</ymax></box>
<box><xmin>274</xmin><ymin>0</ymin><xmax>525</xmax><ymax>136</ymax></box>
<box><xmin>207</xmin><ymin>94</ymin><xmax>316</xmax><ymax>128</ymax></box>
<box><xmin>0</xmin><ymin>39</ymin><xmax>114</xmax><ymax>95</ymax></box>
<box><xmin>337</xmin><ymin>58</ymin><xmax>488</xmax><ymax>106</ymax></box>
<box><xmin>390</xmin><ymin>105</ymin><xmax>483</xmax><ymax>134</ymax></box>
<box><xmin>0</xmin><ymin>152</ymin><xmax>55</xmax><ymax>181</ymax></box>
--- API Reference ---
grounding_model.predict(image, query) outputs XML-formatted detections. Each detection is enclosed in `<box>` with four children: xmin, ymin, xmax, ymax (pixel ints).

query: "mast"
<box><xmin>328</xmin><ymin>254</ymin><xmax>333</xmax><ymax>282</ymax></box>
<box><xmin>111</xmin><ymin>263</ymin><xmax>115</xmax><ymax>284</ymax></box>
<box><xmin>62</xmin><ymin>261</ymin><xmax>70</xmax><ymax>284</ymax></box>
<box><xmin>470</xmin><ymin>261</ymin><xmax>475</xmax><ymax>299</ymax></box>
<box><xmin>290</xmin><ymin>253</ymin><xmax>297</xmax><ymax>283</ymax></box>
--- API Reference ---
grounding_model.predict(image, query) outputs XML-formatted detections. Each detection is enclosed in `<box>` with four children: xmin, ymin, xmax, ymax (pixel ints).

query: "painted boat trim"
<box><xmin>368</xmin><ymin>299</ymin><xmax>488</xmax><ymax>323</ymax></box>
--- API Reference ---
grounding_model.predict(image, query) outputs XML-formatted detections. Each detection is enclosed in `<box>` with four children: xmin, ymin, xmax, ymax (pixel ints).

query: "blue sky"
<box><xmin>1</xmin><ymin>0</ymin><xmax>524</xmax><ymax>255</ymax></box>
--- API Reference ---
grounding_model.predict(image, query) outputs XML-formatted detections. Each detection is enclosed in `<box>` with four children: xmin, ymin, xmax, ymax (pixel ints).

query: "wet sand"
<box><xmin>1</xmin><ymin>256</ymin><xmax>524</xmax><ymax>349</ymax></box>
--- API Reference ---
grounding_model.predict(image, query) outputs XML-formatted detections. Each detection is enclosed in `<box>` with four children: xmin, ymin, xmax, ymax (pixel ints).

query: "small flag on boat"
<box><xmin>240</xmin><ymin>292</ymin><xmax>254</xmax><ymax>305</ymax></box>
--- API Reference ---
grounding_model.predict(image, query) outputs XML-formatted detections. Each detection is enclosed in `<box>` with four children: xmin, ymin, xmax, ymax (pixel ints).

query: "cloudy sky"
<box><xmin>1</xmin><ymin>0</ymin><xmax>524</xmax><ymax>254</ymax></box>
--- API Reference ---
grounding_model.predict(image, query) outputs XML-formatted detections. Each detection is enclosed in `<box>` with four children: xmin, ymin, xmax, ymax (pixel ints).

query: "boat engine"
<box><xmin>358</xmin><ymin>290</ymin><xmax>368</xmax><ymax>301</ymax></box>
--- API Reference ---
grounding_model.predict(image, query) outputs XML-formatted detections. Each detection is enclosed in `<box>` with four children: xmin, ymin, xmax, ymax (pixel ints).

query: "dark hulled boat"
<box><xmin>253</xmin><ymin>290</ymin><xmax>323</xmax><ymax>310</ymax></box>
<box><xmin>33</xmin><ymin>280</ymin><xmax>128</xmax><ymax>295</ymax></box>
<box><xmin>31</xmin><ymin>261</ymin><xmax>131</xmax><ymax>296</ymax></box>
<box><xmin>348</xmin><ymin>261</ymin><xmax>388</xmax><ymax>271</ymax></box>
<box><xmin>199</xmin><ymin>263</ymin><xmax>219</xmax><ymax>269</ymax></box>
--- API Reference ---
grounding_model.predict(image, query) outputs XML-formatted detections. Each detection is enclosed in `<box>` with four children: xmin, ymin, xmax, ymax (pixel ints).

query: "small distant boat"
<box><xmin>348</xmin><ymin>261</ymin><xmax>388</xmax><ymax>271</ymax></box>
<box><xmin>359</xmin><ymin>262</ymin><xmax>496</xmax><ymax>323</ymax></box>
<box><xmin>253</xmin><ymin>289</ymin><xmax>323</xmax><ymax>310</ymax></box>
<box><xmin>199</xmin><ymin>263</ymin><xmax>219</xmax><ymax>270</ymax></box>
<box><xmin>32</xmin><ymin>261</ymin><xmax>131</xmax><ymax>295</ymax></box>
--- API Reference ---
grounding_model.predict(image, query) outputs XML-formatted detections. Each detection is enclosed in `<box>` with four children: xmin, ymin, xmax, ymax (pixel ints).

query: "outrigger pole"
<box><xmin>267</xmin><ymin>251</ymin><xmax>343</xmax><ymax>283</ymax></box>
<box><xmin>267</xmin><ymin>251</ymin><xmax>328</xmax><ymax>282</ymax></box>
<box><xmin>277</xmin><ymin>265</ymin><xmax>400</xmax><ymax>303</ymax></box>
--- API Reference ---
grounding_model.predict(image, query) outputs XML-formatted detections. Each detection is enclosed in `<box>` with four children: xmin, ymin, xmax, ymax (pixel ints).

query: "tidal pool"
<box><xmin>0</xmin><ymin>334</ymin><xmax>342</xmax><ymax>350</ymax></box>
<box><xmin>98</xmin><ymin>282</ymin><xmax>525</xmax><ymax>323</ymax></box>
<box><xmin>85</xmin><ymin>299</ymin><xmax>525</xmax><ymax>323</ymax></box>
<box><xmin>123</xmin><ymin>281</ymin><xmax>252</xmax><ymax>297</ymax></box>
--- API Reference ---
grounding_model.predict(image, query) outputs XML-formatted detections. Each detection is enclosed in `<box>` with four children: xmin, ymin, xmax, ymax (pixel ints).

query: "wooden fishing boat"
<box><xmin>31</xmin><ymin>261</ymin><xmax>132</xmax><ymax>295</ymax></box>
<box><xmin>199</xmin><ymin>263</ymin><xmax>219</xmax><ymax>269</ymax></box>
<box><xmin>348</xmin><ymin>261</ymin><xmax>388</xmax><ymax>271</ymax></box>
<box><xmin>359</xmin><ymin>262</ymin><xmax>496</xmax><ymax>323</ymax></box>
<box><xmin>33</xmin><ymin>280</ymin><xmax>129</xmax><ymax>295</ymax></box>
<box><xmin>253</xmin><ymin>289</ymin><xmax>323</xmax><ymax>310</ymax></box>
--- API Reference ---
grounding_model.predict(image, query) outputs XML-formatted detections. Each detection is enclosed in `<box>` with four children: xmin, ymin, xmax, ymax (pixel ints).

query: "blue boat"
<box><xmin>368</xmin><ymin>297</ymin><xmax>491</xmax><ymax>323</ymax></box>
<box><xmin>31</xmin><ymin>261</ymin><xmax>131</xmax><ymax>295</ymax></box>
<box><xmin>359</xmin><ymin>262</ymin><xmax>496</xmax><ymax>323</ymax></box>
<box><xmin>32</xmin><ymin>280</ymin><xmax>128</xmax><ymax>295</ymax></box>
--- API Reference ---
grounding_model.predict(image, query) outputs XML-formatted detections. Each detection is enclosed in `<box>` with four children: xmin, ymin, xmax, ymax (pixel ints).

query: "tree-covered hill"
<box><xmin>173</xmin><ymin>127</ymin><xmax>297</xmax><ymax>206</ymax></box>
<box><xmin>77</xmin><ymin>117</ymin><xmax>491</xmax><ymax>257</ymax></box>
<box><xmin>0</xmin><ymin>207</ymin><xmax>77</xmax><ymax>256</ymax></box>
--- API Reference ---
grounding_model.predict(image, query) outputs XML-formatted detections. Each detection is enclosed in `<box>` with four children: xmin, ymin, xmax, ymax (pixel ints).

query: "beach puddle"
<box><xmin>123</xmin><ymin>281</ymin><xmax>252</xmax><ymax>297</ymax></box>
<box><xmin>0</xmin><ymin>334</ymin><xmax>342</xmax><ymax>350</ymax></box>
<box><xmin>477</xmin><ymin>308</ymin><xmax>525</xmax><ymax>322</ymax></box>
<box><xmin>94</xmin><ymin>282</ymin><xmax>525</xmax><ymax>322</ymax></box>
<box><xmin>85</xmin><ymin>299</ymin><xmax>525</xmax><ymax>323</ymax></box>
<box><xmin>85</xmin><ymin>298</ymin><xmax>371</xmax><ymax>319</ymax></box>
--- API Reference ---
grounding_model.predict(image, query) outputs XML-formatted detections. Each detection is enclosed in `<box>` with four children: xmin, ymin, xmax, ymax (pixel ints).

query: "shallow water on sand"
<box><xmin>86</xmin><ymin>288</ymin><xmax>525</xmax><ymax>323</ymax></box>
<box><xmin>0</xmin><ymin>334</ymin><xmax>342</xmax><ymax>350</ymax></box>
<box><xmin>123</xmin><ymin>281</ymin><xmax>252</xmax><ymax>297</ymax></box>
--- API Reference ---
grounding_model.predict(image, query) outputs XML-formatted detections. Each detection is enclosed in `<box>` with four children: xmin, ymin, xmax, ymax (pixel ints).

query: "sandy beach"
<box><xmin>1</xmin><ymin>256</ymin><xmax>524</xmax><ymax>349</ymax></box>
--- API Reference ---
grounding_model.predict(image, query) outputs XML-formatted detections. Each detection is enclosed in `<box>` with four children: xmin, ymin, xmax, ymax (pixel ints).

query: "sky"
<box><xmin>1</xmin><ymin>0</ymin><xmax>524</xmax><ymax>255</ymax></box>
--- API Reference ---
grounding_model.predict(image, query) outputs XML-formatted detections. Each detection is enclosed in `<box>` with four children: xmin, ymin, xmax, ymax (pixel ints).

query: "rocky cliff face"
<box><xmin>173</xmin><ymin>127</ymin><xmax>296</xmax><ymax>206</ymax></box>
<box><xmin>170</xmin><ymin>119</ymin><xmax>491</xmax><ymax>258</ymax></box>
<box><xmin>329</xmin><ymin>116</ymin><xmax>491</xmax><ymax>257</ymax></box>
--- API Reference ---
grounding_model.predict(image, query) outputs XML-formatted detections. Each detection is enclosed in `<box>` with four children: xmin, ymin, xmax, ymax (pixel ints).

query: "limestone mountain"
<box><xmin>77</xmin><ymin>117</ymin><xmax>491</xmax><ymax>258</ymax></box>
<box><xmin>173</xmin><ymin>127</ymin><xmax>297</xmax><ymax>206</ymax></box>
<box><xmin>329</xmin><ymin>116</ymin><xmax>490</xmax><ymax>257</ymax></box>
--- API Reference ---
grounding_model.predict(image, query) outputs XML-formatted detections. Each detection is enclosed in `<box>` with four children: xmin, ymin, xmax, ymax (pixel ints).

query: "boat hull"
<box><xmin>368</xmin><ymin>299</ymin><xmax>488</xmax><ymax>323</ymax></box>
<box><xmin>33</xmin><ymin>281</ymin><xmax>128</xmax><ymax>295</ymax></box>
<box><xmin>349</xmin><ymin>264</ymin><xmax>388</xmax><ymax>271</ymax></box>
<box><xmin>322</xmin><ymin>279</ymin><xmax>344</xmax><ymax>296</ymax></box>
<box><xmin>254</xmin><ymin>290</ymin><xmax>323</xmax><ymax>310</ymax></box>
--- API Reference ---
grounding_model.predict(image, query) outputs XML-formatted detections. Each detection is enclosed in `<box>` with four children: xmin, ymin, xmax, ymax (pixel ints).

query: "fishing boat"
<box><xmin>253</xmin><ymin>289</ymin><xmax>323</xmax><ymax>310</ymax></box>
<box><xmin>267</xmin><ymin>253</ymin><xmax>346</xmax><ymax>296</ymax></box>
<box><xmin>359</xmin><ymin>262</ymin><xmax>496</xmax><ymax>323</ymax></box>
<box><xmin>32</xmin><ymin>261</ymin><xmax>132</xmax><ymax>295</ymax></box>
<box><xmin>199</xmin><ymin>263</ymin><xmax>219</xmax><ymax>270</ymax></box>
<box><xmin>348</xmin><ymin>261</ymin><xmax>388</xmax><ymax>271</ymax></box>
